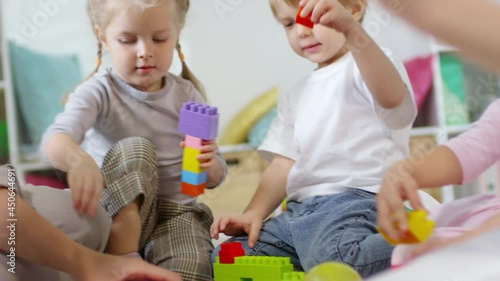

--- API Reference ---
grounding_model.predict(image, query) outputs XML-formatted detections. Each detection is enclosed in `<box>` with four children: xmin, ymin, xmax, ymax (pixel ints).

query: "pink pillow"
<box><xmin>404</xmin><ymin>55</ymin><xmax>434</xmax><ymax>110</ymax></box>
<box><xmin>26</xmin><ymin>173</ymin><xmax>67</xmax><ymax>189</ymax></box>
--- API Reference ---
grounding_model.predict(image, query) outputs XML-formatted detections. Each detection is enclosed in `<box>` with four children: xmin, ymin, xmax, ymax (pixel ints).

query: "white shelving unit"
<box><xmin>412</xmin><ymin>38</ymin><xmax>461</xmax><ymax>203</ymax></box>
<box><xmin>409</xmin><ymin>38</ymin><xmax>499</xmax><ymax>203</ymax></box>
<box><xmin>0</xmin><ymin>2</ymin><xmax>52</xmax><ymax>183</ymax></box>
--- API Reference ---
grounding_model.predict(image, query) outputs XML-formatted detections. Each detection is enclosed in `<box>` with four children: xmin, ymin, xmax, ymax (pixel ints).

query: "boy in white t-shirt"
<box><xmin>211</xmin><ymin>0</ymin><xmax>418</xmax><ymax>276</ymax></box>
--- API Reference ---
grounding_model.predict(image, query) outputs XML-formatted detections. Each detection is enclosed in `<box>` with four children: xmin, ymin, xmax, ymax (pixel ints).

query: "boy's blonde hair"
<box><xmin>269</xmin><ymin>0</ymin><xmax>300</xmax><ymax>18</ymax></box>
<box><xmin>63</xmin><ymin>0</ymin><xmax>205</xmax><ymax>104</ymax></box>
<box><xmin>269</xmin><ymin>0</ymin><xmax>365</xmax><ymax>21</ymax></box>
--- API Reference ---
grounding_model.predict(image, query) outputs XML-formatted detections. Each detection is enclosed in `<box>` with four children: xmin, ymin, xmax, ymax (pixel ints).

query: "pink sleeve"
<box><xmin>443</xmin><ymin>99</ymin><xmax>500</xmax><ymax>184</ymax></box>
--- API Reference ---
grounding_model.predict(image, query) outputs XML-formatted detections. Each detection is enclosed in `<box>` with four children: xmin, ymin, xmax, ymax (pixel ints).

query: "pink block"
<box><xmin>185</xmin><ymin>135</ymin><xmax>203</xmax><ymax>149</ymax></box>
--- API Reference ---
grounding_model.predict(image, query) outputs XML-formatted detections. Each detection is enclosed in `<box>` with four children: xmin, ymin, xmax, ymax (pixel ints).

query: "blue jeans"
<box><xmin>212</xmin><ymin>189</ymin><xmax>392</xmax><ymax>277</ymax></box>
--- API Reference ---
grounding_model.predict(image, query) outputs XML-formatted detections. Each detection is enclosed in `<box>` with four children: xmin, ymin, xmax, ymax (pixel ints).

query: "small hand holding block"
<box><xmin>296</xmin><ymin>6</ymin><xmax>314</xmax><ymax>29</ymax></box>
<box><xmin>378</xmin><ymin>209</ymin><xmax>435</xmax><ymax>246</ymax></box>
<box><xmin>178</xmin><ymin>101</ymin><xmax>219</xmax><ymax>197</ymax></box>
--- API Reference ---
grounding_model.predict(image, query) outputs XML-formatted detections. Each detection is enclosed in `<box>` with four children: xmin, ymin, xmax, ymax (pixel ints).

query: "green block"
<box><xmin>214</xmin><ymin>256</ymin><xmax>294</xmax><ymax>281</ymax></box>
<box><xmin>282</xmin><ymin>272</ymin><xmax>305</xmax><ymax>281</ymax></box>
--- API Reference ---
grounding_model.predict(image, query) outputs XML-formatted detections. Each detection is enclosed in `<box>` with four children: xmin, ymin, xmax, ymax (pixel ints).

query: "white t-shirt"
<box><xmin>259</xmin><ymin>49</ymin><xmax>417</xmax><ymax>201</ymax></box>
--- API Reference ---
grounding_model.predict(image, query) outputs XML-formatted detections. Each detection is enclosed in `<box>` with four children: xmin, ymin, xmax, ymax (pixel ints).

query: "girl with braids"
<box><xmin>40</xmin><ymin>0</ymin><xmax>226</xmax><ymax>280</ymax></box>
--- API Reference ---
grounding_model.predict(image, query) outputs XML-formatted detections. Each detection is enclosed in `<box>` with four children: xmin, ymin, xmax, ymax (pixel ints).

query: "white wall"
<box><xmin>3</xmin><ymin>0</ymin><xmax>433</xmax><ymax>132</ymax></box>
<box><xmin>182</xmin><ymin>0</ymin><xmax>314</xmax><ymax>131</ymax></box>
<box><xmin>3</xmin><ymin>0</ymin><xmax>96</xmax><ymax>71</ymax></box>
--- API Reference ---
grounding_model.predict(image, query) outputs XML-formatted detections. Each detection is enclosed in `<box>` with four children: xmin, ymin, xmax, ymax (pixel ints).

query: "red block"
<box><xmin>219</xmin><ymin>242</ymin><xmax>245</xmax><ymax>264</ymax></box>
<box><xmin>296</xmin><ymin>6</ymin><xmax>314</xmax><ymax>29</ymax></box>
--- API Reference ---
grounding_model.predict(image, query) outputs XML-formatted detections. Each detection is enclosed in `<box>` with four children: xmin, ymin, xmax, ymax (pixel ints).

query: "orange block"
<box><xmin>181</xmin><ymin>182</ymin><xmax>206</xmax><ymax>197</ymax></box>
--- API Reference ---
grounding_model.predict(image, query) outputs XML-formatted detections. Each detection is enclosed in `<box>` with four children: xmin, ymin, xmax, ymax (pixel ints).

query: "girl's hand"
<box><xmin>197</xmin><ymin>140</ymin><xmax>218</xmax><ymax>169</ymax></box>
<box><xmin>67</xmin><ymin>156</ymin><xmax>104</xmax><ymax>217</ymax></box>
<box><xmin>180</xmin><ymin>139</ymin><xmax>218</xmax><ymax>169</ymax></box>
<box><xmin>376</xmin><ymin>161</ymin><xmax>425</xmax><ymax>242</ymax></box>
<box><xmin>299</xmin><ymin>0</ymin><xmax>359</xmax><ymax>34</ymax></box>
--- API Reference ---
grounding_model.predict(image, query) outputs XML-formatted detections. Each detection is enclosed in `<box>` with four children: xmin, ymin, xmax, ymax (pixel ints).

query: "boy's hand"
<box><xmin>299</xmin><ymin>0</ymin><xmax>358</xmax><ymax>34</ymax></box>
<box><xmin>67</xmin><ymin>156</ymin><xmax>104</xmax><ymax>217</ymax></box>
<box><xmin>211</xmin><ymin>211</ymin><xmax>263</xmax><ymax>248</ymax></box>
<box><xmin>376</xmin><ymin>161</ymin><xmax>424</xmax><ymax>242</ymax></box>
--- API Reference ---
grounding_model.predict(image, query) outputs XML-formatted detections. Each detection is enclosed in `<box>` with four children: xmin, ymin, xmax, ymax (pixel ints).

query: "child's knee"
<box><xmin>333</xmin><ymin>235</ymin><xmax>392</xmax><ymax>277</ymax></box>
<box><xmin>102</xmin><ymin>137</ymin><xmax>159</xmax><ymax>201</ymax></box>
<box><xmin>105</xmin><ymin>137</ymin><xmax>157</xmax><ymax>171</ymax></box>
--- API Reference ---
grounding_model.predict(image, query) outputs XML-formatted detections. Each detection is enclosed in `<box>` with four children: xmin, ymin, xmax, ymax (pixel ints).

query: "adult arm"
<box><xmin>0</xmin><ymin>188</ymin><xmax>181</xmax><ymax>281</ymax></box>
<box><xmin>383</xmin><ymin>0</ymin><xmax>500</xmax><ymax>73</ymax></box>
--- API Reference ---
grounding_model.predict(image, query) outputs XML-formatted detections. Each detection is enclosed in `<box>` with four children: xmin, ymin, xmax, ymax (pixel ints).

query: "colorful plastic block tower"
<box><xmin>379</xmin><ymin>209</ymin><xmax>435</xmax><ymax>245</ymax></box>
<box><xmin>178</xmin><ymin>101</ymin><xmax>219</xmax><ymax>196</ymax></box>
<box><xmin>214</xmin><ymin>242</ymin><xmax>305</xmax><ymax>281</ymax></box>
<box><xmin>295</xmin><ymin>6</ymin><xmax>314</xmax><ymax>29</ymax></box>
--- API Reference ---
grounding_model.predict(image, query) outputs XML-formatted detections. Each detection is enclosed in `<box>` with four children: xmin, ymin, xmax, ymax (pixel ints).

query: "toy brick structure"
<box><xmin>379</xmin><ymin>209</ymin><xmax>435</xmax><ymax>245</ymax></box>
<box><xmin>214</xmin><ymin>242</ymin><xmax>305</xmax><ymax>281</ymax></box>
<box><xmin>178</xmin><ymin>101</ymin><xmax>219</xmax><ymax>196</ymax></box>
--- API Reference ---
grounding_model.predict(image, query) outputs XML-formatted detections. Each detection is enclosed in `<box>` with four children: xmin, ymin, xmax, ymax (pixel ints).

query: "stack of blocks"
<box><xmin>178</xmin><ymin>101</ymin><xmax>219</xmax><ymax>197</ymax></box>
<box><xmin>214</xmin><ymin>242</ymin><xmax>305</xmax><ymax>281</ymax></box>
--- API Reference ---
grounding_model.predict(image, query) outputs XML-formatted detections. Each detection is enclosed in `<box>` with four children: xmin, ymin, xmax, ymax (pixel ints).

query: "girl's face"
<box><xmin>98</xmin><ymin>1</ymin><xmax>179</xmax><ymax>92</ymax></box>
<box><xmin>274</xmin><ymin>1</ymin><xmax>349</xmax><ymax>69</ymax></box>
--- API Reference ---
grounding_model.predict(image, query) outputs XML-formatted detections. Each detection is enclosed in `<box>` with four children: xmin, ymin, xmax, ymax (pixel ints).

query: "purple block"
<box><xmin>178</xmin><ymin>101</ymin><xmax>219</xmax><ymax>140</ymax></box>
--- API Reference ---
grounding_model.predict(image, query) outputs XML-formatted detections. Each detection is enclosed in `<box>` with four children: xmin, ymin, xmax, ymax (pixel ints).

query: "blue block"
<box><xmin>181</xmin><ymin>170</ymin><xmax>207</xmax><ymax>185</ymax></box>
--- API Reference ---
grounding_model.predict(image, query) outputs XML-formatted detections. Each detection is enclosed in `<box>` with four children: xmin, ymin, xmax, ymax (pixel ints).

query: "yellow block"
<box><xmin>182</xmin><ymin>147</ymin><xmax>204</xmax><ymax>173</ymax></box>
<box><xmin>378</xmin><ymin>210</ymin><xmax>435</xmax><ymax>245</ymax></box>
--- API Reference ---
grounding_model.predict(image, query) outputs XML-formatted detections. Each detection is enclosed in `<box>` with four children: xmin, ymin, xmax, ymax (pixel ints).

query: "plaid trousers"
<box><xmin>101</xmin><ymin>137</ymin><xmax>214</xmax><ymax>281</ymax></box>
